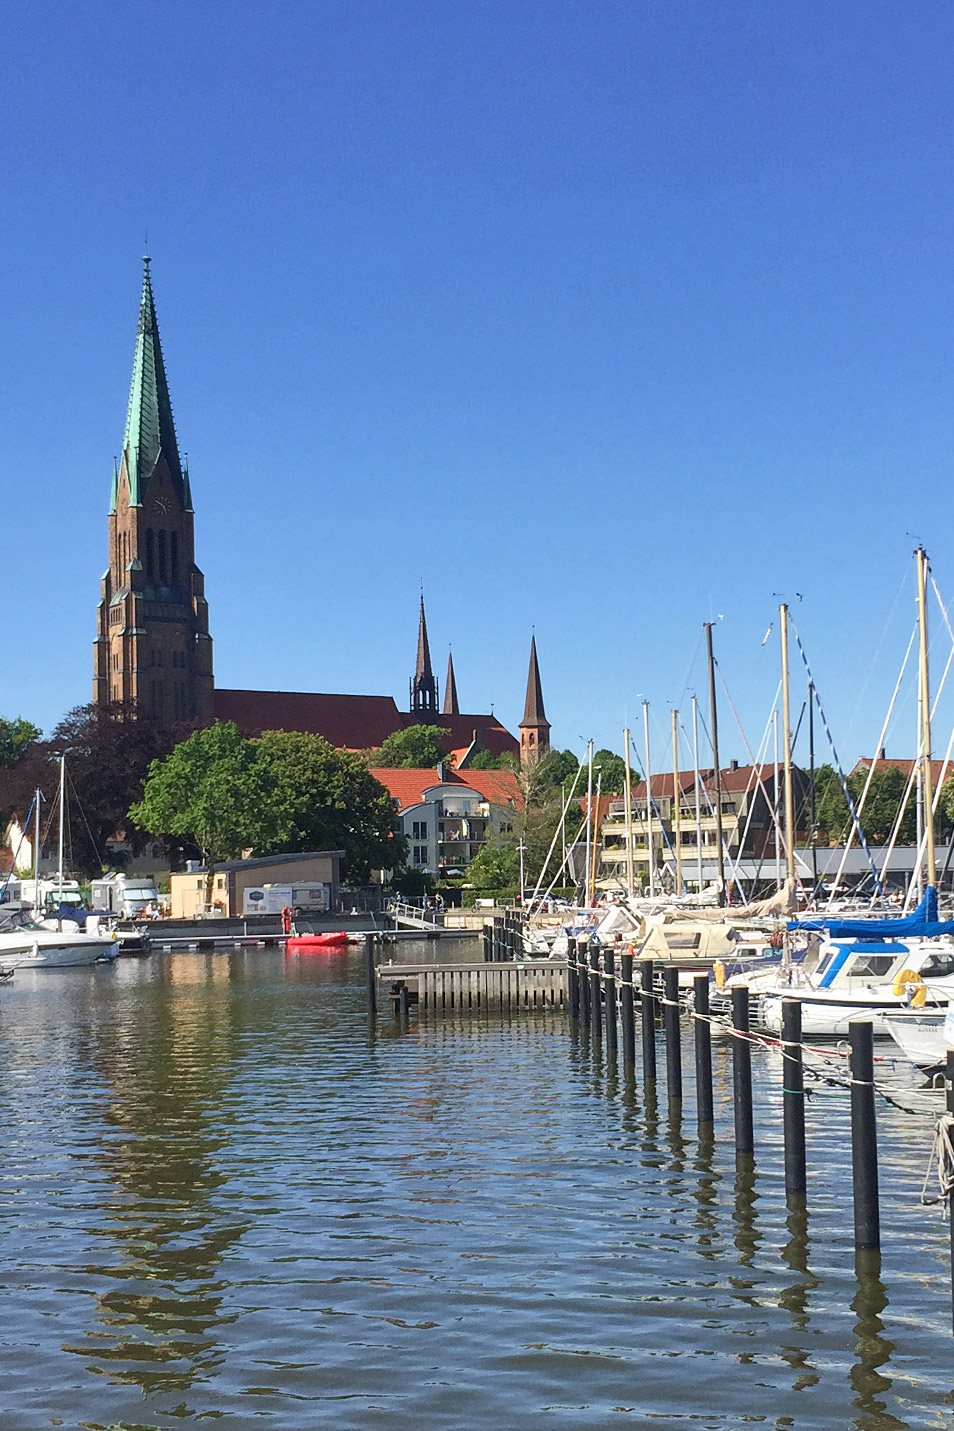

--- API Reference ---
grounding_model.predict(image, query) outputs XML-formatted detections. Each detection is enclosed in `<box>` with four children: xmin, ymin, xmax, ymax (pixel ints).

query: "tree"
<box><xmin>466</xmin><ymin>839</ymin><xmax>520</xmax><ymax>890</ymax></box>
<box><xmin>372</xmin><ymin>724</ymin><xmax>452</xmax><ymax>768</ymax></box>
<box><xmin>130</xmin><ymin>722</ymin><xmax>276</xmax><ymax>896</ymax></box>
<box><xmin>592</xmin><ymin>749</ymin><xmax>627</xmax><ymax>795</ymax></box>
<box><xmin>814</xmin><ymin>761</ymin><xmax>919</xmax><ymax>847</ymax></box>
<box><xmin>254</xmin><ymin>729</ymin><xmax>406</xmax><ymax>883</ymax></box>
<box><xmin>469</xmin><ymin>749</ymin><xmax>513</xmax><ymax>770</ymax></box>
<box><xmin>0</xmin><ymin>717</ymin><xmax>41</xmax><ymax>769</ymax></box>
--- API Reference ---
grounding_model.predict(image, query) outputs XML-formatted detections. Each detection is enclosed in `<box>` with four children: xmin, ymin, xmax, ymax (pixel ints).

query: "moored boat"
<box><xmin>285</xmin><ymin>931</ymin><xmax>349</xmax><ymax>953</ymax></box>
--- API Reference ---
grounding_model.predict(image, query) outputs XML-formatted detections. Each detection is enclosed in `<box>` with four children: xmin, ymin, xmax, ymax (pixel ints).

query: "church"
<box><xmin>94</xmin><ymin>261</ymin><xmax>551</xmax><ymax>766</ymax></box>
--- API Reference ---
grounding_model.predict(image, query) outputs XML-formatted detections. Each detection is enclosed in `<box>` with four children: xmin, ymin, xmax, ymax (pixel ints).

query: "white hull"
<box><xmin>0</xmin><ymin>931</ymin><xmax>119</xmax><ymax>972</ymax></box>
<box><xmin>760</xmin><ymin>991</ymin><xmax>947</xmax><ymax>1038</ymax></box>
<box><xmin>883</xmin><ymin>1012</ymin><xmax>952</xmax><ymax>1068</ymax></box>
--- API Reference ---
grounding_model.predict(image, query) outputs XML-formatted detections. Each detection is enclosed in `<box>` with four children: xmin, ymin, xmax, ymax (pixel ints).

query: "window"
<box><xmin>413</xmin><ymin>846</ymin><xmax>427</xmax><ymax>866</ymax></box>
<box><xmin>412</xmin><ymin>820</ymin><xmax>427</xmax><ymax>840</ymax></box>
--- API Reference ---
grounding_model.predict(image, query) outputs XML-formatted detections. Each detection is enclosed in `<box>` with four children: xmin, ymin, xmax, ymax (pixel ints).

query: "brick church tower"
<box><xmin>519</xmin><ymin>634</ymin><xmax>550</xmax><ymax>766</ymax></box>
<box><xmin>93</xmin><ymin>259</ymin><xmax>214</xmax><ymax>724</ymax></box>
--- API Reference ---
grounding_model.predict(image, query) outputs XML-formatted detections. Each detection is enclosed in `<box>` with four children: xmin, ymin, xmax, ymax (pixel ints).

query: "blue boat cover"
<box><xmin>788</xmin><ymin>887</ymin><xmax>954</xmax><ymax>939</ymax></box>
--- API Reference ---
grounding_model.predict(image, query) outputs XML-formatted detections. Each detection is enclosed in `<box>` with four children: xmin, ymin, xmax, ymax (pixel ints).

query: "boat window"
<box><xmin>920</xmin><ymin>953</ymin><xmax>954</xmax><ymax>978</ymax></box>
<box><xmin>664</xmin><ymin>933</ymin><xmax>701</xmax><ymax>950</ymax></box>
<box><xmin>846</xmin><ymin>954</ymin><xmax>896</xmax><ymax>978</ymax></box>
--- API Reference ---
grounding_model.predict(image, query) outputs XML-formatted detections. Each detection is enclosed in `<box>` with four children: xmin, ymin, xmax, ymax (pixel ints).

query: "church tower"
<box><xmin>519</xmin><ymin>635</ymin><xmax>550</xmax><ymax>766</ymax></box>
<box><xmin>442</xmin><ymin>651</ymin><xmax>459</xmax><ymax>716</ymax></box>
<box><xmin>409</xmin><ymin>595</ymin><xmax>439</xmax><ymax>720</ymax></box>
<box><xmin>93</xmin><ymin>259</ymin><xmax>214</xmax><ymax>724</ymax></box>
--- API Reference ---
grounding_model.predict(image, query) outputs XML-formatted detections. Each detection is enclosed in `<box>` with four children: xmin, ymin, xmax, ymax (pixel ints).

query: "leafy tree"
<box><xmin>253</xmin><ymin>729</ymin><xmax>406</xmax><ymax>883</ymax></box>
<box><xmin>466</xmin><ymin>839</ymin><xmax>520</xmax><ymax>890</ymax></box>
<box><xmin>592</xmin><ymin>749</ymin><xmax>627</xmax><ymax>795</ymax></box>
<box><xmin>534</xmin><ymin>748</ymin><xmax>580</xmax><ymax>790</ymax></box>
<box><xmin>130</xmin><ymin>722</ymin><xmax>276</xmax><ymax>896</ymax></box>
<box><xmin>372</xmin><ymin>724</ymin><xmax>452</xmax><ymax>769</ymax></box>
<box><xmin>0</xmin><ymin>717</ymin><xmax>41</xmax><ymax>769</ymax></box>
<box><xmin>813</xmin><ymin>761</ymin><xmax>919</xmax><ymax>847</ymax></box>
<box><xmin>469</xmin><ymin>749</ymin><xmax>514</xmax><ymax>770</ymax></box>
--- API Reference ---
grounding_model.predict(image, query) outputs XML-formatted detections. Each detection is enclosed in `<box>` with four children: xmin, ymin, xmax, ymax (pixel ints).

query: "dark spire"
<box><xmin>443</xmin><ymin>650</ymin><xmax>459</xmax><ymax>716</ymax></box>
<box><xmin>410</xmin><ymin>595</ymin><xmax>439</xmax><ymax>718</ymax></box>
<box><xmin>119</xmin><ymin>257</ymin><xmax>185</xmax><ymax>508</ymax></box>
<box><xmin>522</xmin><ymin>634</ymin><xmax>547</xmax><ymax>725</ymax></box>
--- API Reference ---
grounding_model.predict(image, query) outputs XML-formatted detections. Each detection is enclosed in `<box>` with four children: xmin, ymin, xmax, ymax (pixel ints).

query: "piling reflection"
<box><xmin>64</xmin><ymin>966</ymin><xmax>249</xmax><ymax>1395</ymax></box>
<box><xmin>850</xmin><ymin>1249</ymin><xmax>904</xmax><ymax>1431</ymax></box>
<box><xmin>778</xmin><ymin>1195</ymin><xmax>819</xmax><ymax>1390</ymax></box>
<box><xmin>690</xmin><ymin>1128</ymin><xmax>721</xmax><ymax>1260</ymax></box>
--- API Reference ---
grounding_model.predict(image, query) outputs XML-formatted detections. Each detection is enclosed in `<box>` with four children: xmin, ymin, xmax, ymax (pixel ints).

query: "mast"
<box><xmin>33</xmin><ymin>786</ymin><xmax>42</xmax><ymax>909</ymax></box>
<box><xmin>917</xmin><ymin>545</ymin><xmax>936</xmax><ymax>890</ymax></box>
<box><xmin>623</xmin><ymin>726</ymin><xmax>635</xmax><ymax>899</ymax></box>
<box><xmin>808</xmin><ymin>681</ymin><xmax>818</xmax><ymax>893</ymax></box>
<box><xmin>57</xmin><ymin>755</ymin><xmax>65</xmax><ymax>891</ymax></box>
<box><xmin>643</xmin><ymin>701</ymin><xmax>655</xmax><ymax>899</ymax></box>
<box><xmin>779</xmin><ymin>603</ymin><xmax>797</xmax><ymax>885</ymax></box>
<box><xmin>704</xmin><ymin>623</ymin><xmax>725</xmax><ymax>905</ymax></box>
<box><xmin>692</xmin><ymin>695</ymin><xmax>703</xmax><ymax>891</ymax></box>
<box><xmin>589</xmin><ymin>769</ymin><xmax>603</xmax><ymax>903</ymax></box>
<box><xmin>773</xmin><ymin>709</ymin><xmax>781</xmax><ymax>888</ymax></box>
<box><xmin>672</xmin><ymin>709</ymin><xmax>683</xmax><ymax>894</ymax></box>
<box><xmin>584</xmin><ymin>739</ymin><xmax>594</xmax><ymax>908</ymax></box>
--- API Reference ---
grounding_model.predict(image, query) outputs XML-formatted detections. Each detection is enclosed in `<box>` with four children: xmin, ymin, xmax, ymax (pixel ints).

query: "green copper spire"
<box><xmin>108</xmin><ymin>457</ymin><xmax>119</xmax><ymax>516</ymax></box>
<box><xmin>121</xmin><ymin>257</ymin><xmax>184</xmax><ymax>507</ymax></box>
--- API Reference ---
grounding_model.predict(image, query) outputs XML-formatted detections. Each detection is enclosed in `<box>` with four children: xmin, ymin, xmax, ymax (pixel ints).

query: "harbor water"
<box><xmin>2</xmin><ymin>939</ymin><xmax>954</xmax><ymax>1429</ymax></box>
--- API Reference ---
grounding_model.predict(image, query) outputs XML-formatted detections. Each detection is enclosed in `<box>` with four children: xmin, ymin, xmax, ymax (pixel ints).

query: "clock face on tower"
<box><xmin>152</xmin><ymin>496</ymin><xmax>171</xmax><ymax>515</ymax></box>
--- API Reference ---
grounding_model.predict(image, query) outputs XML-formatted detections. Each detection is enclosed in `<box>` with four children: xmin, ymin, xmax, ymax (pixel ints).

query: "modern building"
<box><xmin>169</xmin><ymin>850</ymin><xmax>343</xmax><ymax>918</ymax></box>
<box><xmin>370</xmin><ymin>766</ymin><xmax>523</xmax><ymax>877</ymax></box>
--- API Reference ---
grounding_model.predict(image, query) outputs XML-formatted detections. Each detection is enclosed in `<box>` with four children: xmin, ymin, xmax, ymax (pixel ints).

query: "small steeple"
<box><xmin>519</xmin><ymin>634</ymin><xmax>551</xmax><ymax>766</ymax></box>
<box><xmin>443</xmin><ymin>650</ymin><xmax>459</xmax><ymax>716</ymax></box>
<box><xmin>410</xmin><ymin>595</ymin><xmax>439</xmax><ymax>720</ymax></box>
<box><xmin>121</xmin><ymin>257</ymin><xmax>185</xmax><ymax>507</ymax></box>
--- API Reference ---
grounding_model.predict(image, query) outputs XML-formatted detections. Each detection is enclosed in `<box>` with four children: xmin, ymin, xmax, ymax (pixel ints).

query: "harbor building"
<box><xmin>370</xmin><ymin>766</ymin><xmax>522</xmax><ymax>877</ymax></box>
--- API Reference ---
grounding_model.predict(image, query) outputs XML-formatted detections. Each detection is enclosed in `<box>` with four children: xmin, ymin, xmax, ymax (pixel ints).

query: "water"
<box><xmin>1</xmin><ymin>941</ymin><xmax>953</xmax><ymax>1430</ymax></box>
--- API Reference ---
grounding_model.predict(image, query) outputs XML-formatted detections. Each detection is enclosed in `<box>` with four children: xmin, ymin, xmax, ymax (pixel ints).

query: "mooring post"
<box><xmin>364</xmin><ymin>932</ymin><xmax>376</xmax><ymax>1017</ymax></box>
<box><xmin>640</xmin><ymin>956</ymin><xmax>657</xmax><ymax>1082</ymax></box>
<box><xmin>731</xmin><ymin>985</ymin><xmax>754</xmax><ymax>1157</ymax></box>
<box><xmin>620</xmin><ymin>949</ymin><xmax>636</xmax><ymax>1070</ymax></box>
<box><xmin>663</xmin><ymin>966</ymin><xmax>682</xmax><ymax>1106</ymax></box>
<box><xmin>567</xmin><ymin>936</ymin><xmax>579</xmax><ymax>1018</ymax></box>
<box><xmin>947</xmin><ymin>1049</ymin><xmax>954</xmax><ymax>1335</ymax></box>
<box><xmin>849</xmin><ymin>1021</ymin><xmax>880</xmax><ymax>1251</ymax></box>
<box><xmin>693</xmin><ymin>973</ymin><xmax>713</xmax><ymax>1129</ymax></box>
<box><xmin>604</xmin><ymin>948</ymin><xmax>618</xmax><ymax>1054</ymax></box>
<box><xmin>589</xmin><ymin>949</ymin><xmax>603</xmax><ymax>1043</ymax></box>
<box><xmin>397</xmin><ymin>982</ymin><xmax>411</xmax><ymax>1023</ymax></box>
<box><xmin>579</xmin><ymin>939</ymin><xmax>591</xmax><ymax>1024</ymax></box>
<box><xmin>781</xmin><ymin>999</ymin><xmax>806</xmax><ymax>1199</ymax></box>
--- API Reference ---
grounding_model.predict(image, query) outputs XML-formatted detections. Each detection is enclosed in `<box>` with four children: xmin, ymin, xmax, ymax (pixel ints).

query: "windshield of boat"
<box><xmin>920</xmin><ymin>952</ymin><xmax>954</xmax><ymax>978</ymax></box>
<box><xmin>845</xmin><ymin>953</ymin><xmax>897</xmax><ymax>979</ymax></box>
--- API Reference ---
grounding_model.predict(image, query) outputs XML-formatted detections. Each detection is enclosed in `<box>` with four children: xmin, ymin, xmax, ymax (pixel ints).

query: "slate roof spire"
<box><xmin>410</xmin><ymin>595</ymin><xmax>439</xmax><ymax>719</ymax></box>
<box><xmin>519</xmin><ymin>634</ymin><xmax>551</xmax><ymax>766</ymax></box>
<box><xmin>119</xmin><ymin>257</ymin><xmax>186</xmax><ymax>509</ymax></box>
<box><xmin>443</xmin><ymin>650</ymin><xmax>460</xmax><ymax>716</ymax></box>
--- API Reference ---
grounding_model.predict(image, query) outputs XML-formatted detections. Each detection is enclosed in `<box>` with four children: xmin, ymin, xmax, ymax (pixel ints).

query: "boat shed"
<box><xmin>170</xmin><ymin>850</ymin><xmax>344</xmax><ymax>918</ymax></box>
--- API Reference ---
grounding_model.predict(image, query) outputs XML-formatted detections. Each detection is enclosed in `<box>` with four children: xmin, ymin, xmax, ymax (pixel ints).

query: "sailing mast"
<box><xmin>779</xmin><ymin>603</ymin><xmax>797</xmax><ymax>886</ymax></box>
<box><xmin>808</xmin><ymin>681</ymin><xmax>818</xmax><ymax>893</ymax></box>
<box><xmin>643</xmin><ymin>701</ymin><xmax>655</xmax><ymax>899</ymax></box>
<box><xmin>773</xmin><ymin>709</ymin><xmax>781</xmax><ymax>888</ymax></box>
<box><xmin>672</xmin><ymin>709</ymin><xmax>683</xmax><ymax>894</ymax></box>
<box><xmin>623</xmin><ymin>726</ymin><xmax>635</xmax><ymax>899</ymax></box>
<box><xmin>33</xmin><ymin>786</ymin><xmax>42</xmax><ymax>911</ymax></box>
<box><xmin>917</xmin><ymin>545</ymin><xmax>936</xmax><ymax>891</ymax></box>
<box><xmin>692</xmin><ymin>695</ymin><xmax>703</xmax><ymax>892</ymax></box>
<box><xmin>57</xmin><ymin>755</ymin><xmax>65</xmax><ymax>895</ymax></box>
<box><xmin>704</xmin><ymin>623</ymin><xmax>725</xmax><ymax>905</ymax></box>
<box><xmin>584</xmin><ymin>739</ymin><xmax>594</xmax><ymax>908</ymax></box>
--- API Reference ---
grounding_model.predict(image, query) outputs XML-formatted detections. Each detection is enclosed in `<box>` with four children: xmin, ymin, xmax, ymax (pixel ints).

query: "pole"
<box><xmin>589</xmin><ymin>948</ymin><xmax>602</xmax><ymax>1045</ymax></box>
<box><xmin>584</xmin><ymin>740</ymin><xmax>594</xmax><ymax>908</ymax></box>
<box><xmin>773</xmin><ymin>709</ymin><xmax>781</xmax><ymax>889</ymax></box>
<box><xmin>808</xmin><ymin>683</ymin><xmax>818</xmax><ymax>894</ymax></box>
<box><xmin>779</xmin><ymin>603</ymin><xmax>797</xmax><ymax>885</ymax></box>
<box><xmin>849</xmin><ymin>1021</ymin><xmax>880</xmax><ymax>1251</ymax></box>
<box><xmin>604</xmin><ymin>948</ymin><xmax>617</xmax><ymax>1054</ymax></box>
<box><xmin>364</xmin><ymin>933</ymin><xmax>377</xmax><ymax>1017</ymax></box>
<box><xmin>640</xmin><ymin>956</ymin><xmax>656</xmax><ymax>1082</ymax></box>
<box><xmin>644</xmin><ymin>701</ymin><xmax>655</xmax><ymax>899</ymax></box>
<box><xmin>704</xmin><ymin>624</ymin><xmax>725</xmax><ymax>905</ymax></box>
<box><xmin>567</xmin><ymin>935</ymin><xmax>579</xmax><ymax>1018</ymax></box>
<box><xmin>672</xmin><ymin>709</ymin><xmax>683</xmax><ymax>895</ymax></box>
<box><xmin>33</xmin><ymin>785</ymin><xmax>42</xmax><ymax>908</ymax></box>
<box><xmin>623</xmin><ymin>727</ymin><xmax>635</xmax><ymax>899</ymax></box>
<box><xmin>946</xmin><ymin>1048</ymin><xmax>954</xmax><ymax>1334</ymax></box>
<box><xmin>519</xmin><ymin>840</ymin><xmax>525</xmax><ymax>904</ymax></box>
<box><xmin>692</xmin><ymin>695</ymin><xmax>703</xmax><ymax>892</ymax></box>
<box><xmin>57</xmin><ymin>754</ymin><xmax>65</xmax><ymax>891</ymax></box>
<box><xmin>663</xmin><ymin>966</ymin><xmax>682</xmax><ymax>1106</ymax></box>
<box><xmin>589</xmin><ymin>770</ymin><xmax>603</xmax><ymax>906</ymax></box>
<box><xmin>781</xmin><ymin>999</ymin><xmax>806</xmax><ymax>1198</ymax></box>
<box><xmin>693</xmin><ymin>973</ymin><xmax>713</xmax><ymax>1129</ymax></box>
<box><xmin>620</xmin><ymin>949</ymin><xmax>636</xmax><ymax>1070</ymax></box>
<box><xmin>731</xmin><ymin>985</ymin><xmax>754</xmax><ymax>1157</ymax></box>
<box><xmin>918</xmin><ymin>546</ymin><xmax>936</xmax><ymax>891</ymax></box>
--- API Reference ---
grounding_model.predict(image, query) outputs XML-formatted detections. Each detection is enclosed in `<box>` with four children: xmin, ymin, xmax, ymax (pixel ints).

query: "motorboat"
<box><xmin>883</xmin><ymin>1006</ymin><xmax>954</xmax><ymax>1070</ymax></box>
<box><xmin>0</xmin><ymin>905</ymin><xmax>119</xmax><ymax>972</ymax></box>
<box><xmin>285</xmin><ymin>931</ymin><xmax>349</xmax><ymax>953</ymax></box>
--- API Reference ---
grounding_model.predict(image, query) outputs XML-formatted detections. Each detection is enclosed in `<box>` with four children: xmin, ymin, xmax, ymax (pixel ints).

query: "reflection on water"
<box><xmin>0</xmin><ymin>942</ymin><xmax>952</xmax><ymax>1430</ymax></box>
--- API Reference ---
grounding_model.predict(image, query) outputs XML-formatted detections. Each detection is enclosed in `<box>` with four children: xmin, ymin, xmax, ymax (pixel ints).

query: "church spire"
<box><xmin>519</xmin><ymin>634</ymin><xmax>550</xmax><ymax>766</ymax></box>
<box><xmin>121</xmin><ymin>257</ymin><xmax>184</xmax><ymax>508</ymax></box>
<box><xmin>410</xmin><ymin>595</ymin><xmax>439</xmax><ymax>719</ymax></box>
<box><xmin>443</xmin><ymin>650</ymin><xmax>459</xmax><ymax>716</ymax></box>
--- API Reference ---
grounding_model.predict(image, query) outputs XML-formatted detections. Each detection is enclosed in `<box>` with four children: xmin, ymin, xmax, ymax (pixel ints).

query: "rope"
<box><xmin>921</xmin><ymin>1111</ymin><xmax>954</xmax><ymax>1208</ymax></box>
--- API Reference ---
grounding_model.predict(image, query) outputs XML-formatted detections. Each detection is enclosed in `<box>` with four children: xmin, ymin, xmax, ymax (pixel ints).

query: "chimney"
<box><xmin>879</xmin><ymin>746</ymin><xmax>886</xmax><ymax>761</ymax></box>
<box><xmin>729</xmin><ymin>759</ymin><xmax>739</xmax><ymax>772</ymax></box>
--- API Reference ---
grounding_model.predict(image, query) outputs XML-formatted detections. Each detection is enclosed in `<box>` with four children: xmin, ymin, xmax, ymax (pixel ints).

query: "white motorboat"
<box><xmin>883</xmin><ymin>1007</ymin><xmax>954</xmax><ymax>1070</ymax></box>
<box><xmin>0</xmin><ymin>907</ymin><xmax>119</xmax><ymax>972</ymax></box>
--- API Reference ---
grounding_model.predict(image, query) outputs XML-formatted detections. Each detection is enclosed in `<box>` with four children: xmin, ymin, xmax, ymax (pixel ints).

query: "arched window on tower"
<box><xmin>158</xmin><ymin>530</ymin><xmax>167</xmax><ymax>584</ymax></box>
<box><xmin>171</xmin><ymin>531</ymin><xmax>179</xmax><ymax>583</ymax></box>
<box><xmin>146</xmin><ymin>529</ymin><xmax>155</xmax><ymax>580</ymax></box>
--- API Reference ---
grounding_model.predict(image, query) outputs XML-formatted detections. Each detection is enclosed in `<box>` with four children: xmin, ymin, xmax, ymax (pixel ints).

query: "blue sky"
<box><xmin>4</xmin><ymin>1</ymin><xmax>954</xmax><ymax>774</ymax></box>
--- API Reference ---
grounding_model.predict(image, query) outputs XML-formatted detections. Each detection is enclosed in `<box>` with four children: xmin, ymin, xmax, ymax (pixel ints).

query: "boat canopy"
<box><xmin>789</xmin><ymin>887</ymin><xmax>954</xmax><ymax>940</ymax></box>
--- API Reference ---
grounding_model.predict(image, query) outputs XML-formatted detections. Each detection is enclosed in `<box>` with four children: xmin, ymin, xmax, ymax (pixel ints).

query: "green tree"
<box><xmin>466</xmin><ymin>839</ymin><xmax>520</xmax><ymax>890</ymax></box>
<box><xmin>814</xmin><ymin>761</ymin><xmax>919</xmax><ymax>847</ymax></box>
<box><xmin>130</xmin><ymin>722</ymin><xmax>275</xmax><ymax>896</ymax></box>
<box><xmin>469</xmin><ymin>749</ymin><xmax>513</xmax><ymax>770</ymax></box>
<box><xmin>254</xmin><ymin>729</ymin><xmax>406</xmax><ymax>883</ymax></box>
<box><xmin>0</xmin><ymin>717</ymin><xmax>41</xmax><ymax>769</ymax></box>
<box><xmin>372</xmin><ymin>724</ymin><xmax>452</xmax><ymax>768</ymax></box>
<box><xmin>813</xmin><ymin>763</ymin><xmax>849</xmax><ymax>843</ymax></box>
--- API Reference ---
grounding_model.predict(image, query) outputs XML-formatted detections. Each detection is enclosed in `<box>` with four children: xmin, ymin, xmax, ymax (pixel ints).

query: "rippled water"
<box><xmin>1</xmin><ymin>942</ymin><xmax>953</xmax><ymax>1429</ymax></box>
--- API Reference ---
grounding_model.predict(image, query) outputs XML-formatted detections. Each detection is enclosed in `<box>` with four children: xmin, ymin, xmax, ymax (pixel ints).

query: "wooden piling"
<box><xmin>604</xmin><ymin>948</ymin><xmax>618</xmax><ymax>1054</ymax></box>
<box><xmin>364</xmin><ymin>933</ymin><xmax>376</xmax><ymax>1017</ymax></box>
<box><xmin>663</xmin><ymin>966</ymin><xmax>682</xmax><ymax>1105</ymax></box>
<box><xmin>849</xmin><ymin>1021</ymin><xmax>880</xmax><ymax>1251</ymax></box>
<box><xmin>620</xmin><ymin>950</ymin><xmax>636</xmax><ymax>1070</ymax></box>
<box><xmin>589</xmin><ymin>948</ymin><xmax>602</xmax><ymax>1043</ymax></box>
<box><xmin>640</xmin><ymin>956</ymin><xmax>657</xmax><ymax>1082</ymax></box>
<box><xmin>579</xmin><ymin>940</ymin><xmax>591</xmax><ymax>1024</ymax></box>
<box><xmin>947</xmin><ymin>1049</ymin><xmax>954</xmax><ymax>1335</ymax></box>
<box><xmin>781</xmin><ymin>999</ymin><xmax>806</xmax><ymax>1199</ymax></box>
<box><xmin>693</xmin><ymin>973</ymin><xmax>713</xmax><ymax>1129</ymax></box>
<box><xmin>731</xmin><ymin>985</ymin><xmax>754</xmax><ymax>1157</ymax></box>
<box><xmin>567</xmin><ymin>936</ymin><xmax>579</xmax><ymax>1018</ymax></box>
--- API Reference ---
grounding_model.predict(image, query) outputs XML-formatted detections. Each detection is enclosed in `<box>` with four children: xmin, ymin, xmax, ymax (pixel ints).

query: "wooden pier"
<box><xmin>376</xmin><ymin>959</ymin><xmax>567</xmax><ymax>1012</ymax></box>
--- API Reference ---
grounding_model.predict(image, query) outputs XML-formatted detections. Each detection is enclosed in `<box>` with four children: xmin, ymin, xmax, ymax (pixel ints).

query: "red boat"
<box><xmin>285</xmin><ymin>932</ymin><xmax>349</xmax><ymax>953</ymax></box>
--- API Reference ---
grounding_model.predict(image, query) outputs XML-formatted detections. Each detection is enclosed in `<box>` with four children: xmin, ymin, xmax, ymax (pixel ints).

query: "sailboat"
<box><xmin>0</xmin><ymin>760</ymin><xmax>119</xmax><ymax>973</ymax></box>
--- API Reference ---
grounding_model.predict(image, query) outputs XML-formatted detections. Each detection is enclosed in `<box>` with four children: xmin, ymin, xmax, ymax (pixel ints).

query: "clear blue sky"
<box><xmin>4</xmin><ymin>1</ymin><xmax>954</xmax><ymax>774</ymax></box>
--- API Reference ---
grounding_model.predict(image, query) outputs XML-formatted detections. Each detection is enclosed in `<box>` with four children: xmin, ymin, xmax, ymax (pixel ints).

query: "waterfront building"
<box><xmin>370</xmin><ymin>765</ymin><xmax>522</xmax><ymax>877</ymax></box>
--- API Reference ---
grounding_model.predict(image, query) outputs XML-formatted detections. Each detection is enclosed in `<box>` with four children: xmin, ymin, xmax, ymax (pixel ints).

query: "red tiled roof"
<box><xmin>855</xmin><ymin>757</ymin><xmax>946</xmax><ymax>782</ymax></box>
<box><xmin>370</xmin><ymin>767</ymin><xmax>524</xmax><ymax>812</ymax></box>
<box><xmin>625</xmin><ymin>763</ymin><xmax>790</xmax><ymax>800</ymax></box>
<box><xmin>214</xmin><ymin>690</ymin><xmax>518</xmax><ymax>757</ymax></box>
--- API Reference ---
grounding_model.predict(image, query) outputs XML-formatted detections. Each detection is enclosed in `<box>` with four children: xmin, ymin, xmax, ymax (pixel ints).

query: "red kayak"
<box><xmin>285</xmin><ymin>932</ymin><xmax>349</xmax><ymax>953</ymax></box>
